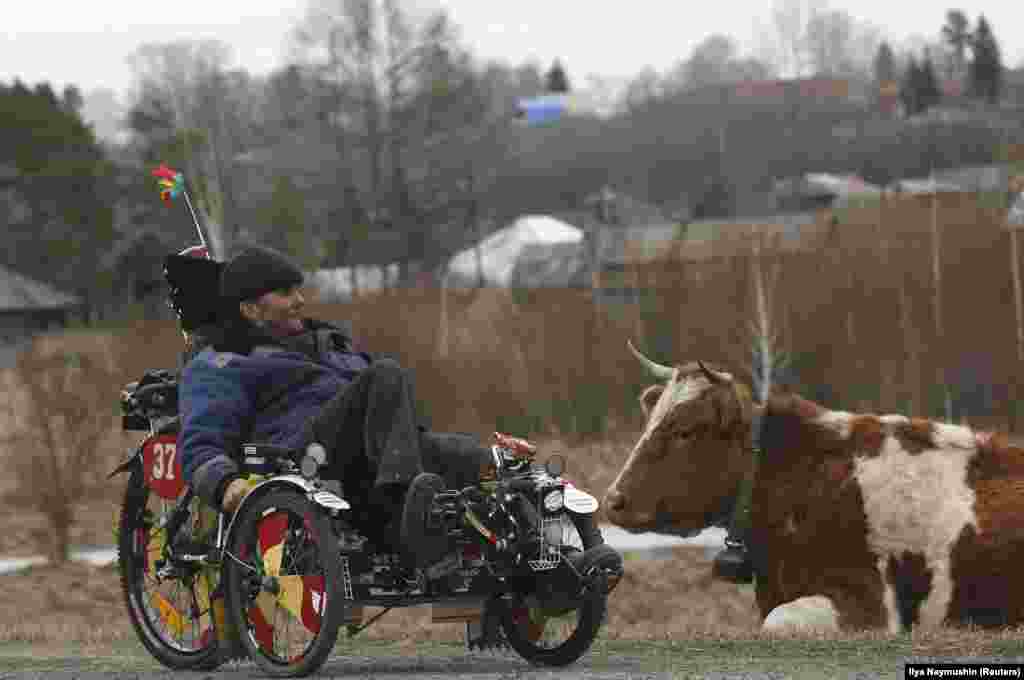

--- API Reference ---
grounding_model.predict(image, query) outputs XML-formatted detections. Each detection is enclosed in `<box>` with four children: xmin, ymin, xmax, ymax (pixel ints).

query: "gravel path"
<box><xmin>0</xmin><ymin>652</ymin><xmax>676</xmax><ymax>680</ymax></box>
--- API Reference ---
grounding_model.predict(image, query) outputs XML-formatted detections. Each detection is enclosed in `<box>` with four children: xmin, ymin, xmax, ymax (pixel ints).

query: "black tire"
<box><xmin>118</xmin><ymin>468</ymin><xmax>223</xmax><ymax>670</ymax></box>
<box><xmin>499</xmin><ymin>512</ymin><xmax>609</xmax><ymax>667</ymax></box>
<box><xmin>224</xmin><ymin>488</ymin><xmax>344</xmax><ymax>678</ymax></box>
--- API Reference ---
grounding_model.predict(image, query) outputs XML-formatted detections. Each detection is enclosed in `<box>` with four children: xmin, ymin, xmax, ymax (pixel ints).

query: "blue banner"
<box><xmin>515</xmin><ymin>94</ymin><xmax>574</xmax><ymax>126</ymax></box>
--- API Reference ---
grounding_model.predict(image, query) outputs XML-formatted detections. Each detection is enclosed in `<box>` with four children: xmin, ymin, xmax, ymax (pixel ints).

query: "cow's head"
<box><xmin>603</xmin><ymin>341</ymin><xmax>757</xmax><ymax>535</ymax></box>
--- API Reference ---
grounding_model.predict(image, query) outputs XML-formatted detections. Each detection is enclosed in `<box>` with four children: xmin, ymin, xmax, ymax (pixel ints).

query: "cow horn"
<box><xmin>627</xmin><ymin>340</ymin><xmax>674</xmax><ymax>381</ymax></box>
<box><xmin>698</xmin><ymin>360</ymin><xmax>725</xmax><ymax>384</ymax></box>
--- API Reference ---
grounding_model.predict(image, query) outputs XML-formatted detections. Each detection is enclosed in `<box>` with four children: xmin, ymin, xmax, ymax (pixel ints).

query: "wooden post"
<box><xmin>930</xmin><ymin>183</ymin><xmax>951</xmax><ymax>421</ymax></box>
<box><xmin>1005</xmin><ymin>176</ymin><xmax>1024</xmax><ymax>431</ymax></box>
<box><xmin>1008</xmin><ymin>178</ymin><xmax>1024</xmax><ymax>364</ymax></box>
<box><xmin>1011</xmin><ymin>227</ymin><xmax>1023</xmax><ymax>363</ymax></box>
<box><xmin>438</xmin><ymin>272</ymin><xmax>449</xmax><ymax>359</ymax></box>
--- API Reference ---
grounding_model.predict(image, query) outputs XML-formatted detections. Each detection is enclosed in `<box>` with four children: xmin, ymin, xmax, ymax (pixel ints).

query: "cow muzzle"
<box><xmin>603</xmin><ymin>488</ymin><xmax>657</xmax><ymax>532</ymax></box>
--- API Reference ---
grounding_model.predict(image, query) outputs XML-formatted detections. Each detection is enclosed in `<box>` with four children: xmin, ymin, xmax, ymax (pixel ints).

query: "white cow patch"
<box><xmin>853</xmin><ymin>425</ymin><xmax>978</xmax><ymax>631</ymax></box>
<box><xmin>879</xmin><ymin>414</ymin><xmax>910</xmax><ymax>427</ymax></box>
<box><xmin>812</xmin><ymin>410</ymin><xmax>855</xmax><ymax>439</ymax></box>
<box><xmin>763</xmin><ymin>595</ymin><xmax>840</xmax><ymax>632</ymax></box>
<box><xmin>930</xmin><ymin>422</ymin><xmax>980</xmax><ymax>450</ymax></box>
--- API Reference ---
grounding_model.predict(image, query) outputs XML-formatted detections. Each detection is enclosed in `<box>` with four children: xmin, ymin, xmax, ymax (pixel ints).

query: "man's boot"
<box><xmin>399</xmin><ymin>472</ymin><xmax>450</xmax><ymax>570</ymax></box>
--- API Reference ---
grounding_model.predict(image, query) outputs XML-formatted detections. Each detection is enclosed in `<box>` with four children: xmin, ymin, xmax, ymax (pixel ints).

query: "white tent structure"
<box><xmin>445</xmin><ymin>215</ymin><xmax>583</xmax><ymax>288</ymax></box>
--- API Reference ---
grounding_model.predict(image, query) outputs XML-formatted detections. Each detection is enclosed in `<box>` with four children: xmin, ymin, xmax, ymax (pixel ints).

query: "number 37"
<box><xmin>151</xmin><ymin>443</ymin><xmax>177</xmax><ymax>481</ymax></box>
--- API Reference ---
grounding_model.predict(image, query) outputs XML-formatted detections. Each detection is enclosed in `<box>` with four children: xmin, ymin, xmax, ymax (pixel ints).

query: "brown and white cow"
<box><xmin>604</xmin><ymin>341</ymin><xmax>1024</xmax><ymax>632</ymax></box>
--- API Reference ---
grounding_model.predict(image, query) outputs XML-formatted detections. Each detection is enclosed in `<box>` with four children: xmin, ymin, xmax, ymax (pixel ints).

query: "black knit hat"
<box><xmin>219</xmin><ymin>246</ymin><xmax>305</xmax><ymax>303</ymax></box>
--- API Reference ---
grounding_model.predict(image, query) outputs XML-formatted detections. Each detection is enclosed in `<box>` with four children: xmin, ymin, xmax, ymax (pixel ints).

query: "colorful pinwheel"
<box><xmin>149</xmin><ymin>163</ymin><xmax>209</xmax><ymax>249</ymax></box>
<box><xmin>152</xmin><ymin>163</ymin><xmax>185</xmax><ymax>203</ymax></box>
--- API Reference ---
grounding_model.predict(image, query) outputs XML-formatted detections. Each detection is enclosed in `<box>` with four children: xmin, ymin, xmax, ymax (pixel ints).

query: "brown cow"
<box><xmin>604</xmin><ymin>341</ymin><xmax>1024</xmax><ymax>632</ymax></box>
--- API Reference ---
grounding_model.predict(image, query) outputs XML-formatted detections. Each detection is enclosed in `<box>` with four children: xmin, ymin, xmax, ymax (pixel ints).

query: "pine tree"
<box><xmin>968</xmin><ymin>15</ymin><xmax>1003</xmax><ymax>104</ymax></box>
<box><xmin>873</xmin><ymin>42</ymin><xmax>896</xmax><ymax>84</ymax></box>
<box><xmin>545</xmin><ymin>59</ymin><xmax>571</xmax><ymax>93</ymax></box>
<box><xmin>0</xmin><ymin>80</ymin><xmax>115</xmax><ymax>304</ymax></box>
<box><xmin>900</xmin><ymin>57</ymin><xmax>922</xmax><ymax>116</ymax></box>
<box><xmin>941</xmin><ymin>10</ymin><xmax>971</xmax><ymax>80</ymax></box>
<box><xmin>920</xmin><ymin>53</ymin><xmax>943</xmax><ymax>110</ymax></box>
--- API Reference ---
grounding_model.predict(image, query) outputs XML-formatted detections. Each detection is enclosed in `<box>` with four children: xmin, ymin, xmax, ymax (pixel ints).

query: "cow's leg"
<box><xmin>876</xmin><ymin>555</ymin><xmax>908</xmax><ymax>634</ymax></box>
<box><xmin>917</xmin><ymin>560</ymin><xmax>953</xmax><ymax>628</ymax></box>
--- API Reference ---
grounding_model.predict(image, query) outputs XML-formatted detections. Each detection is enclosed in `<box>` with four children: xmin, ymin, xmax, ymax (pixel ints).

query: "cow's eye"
<box><xmin>678</xmin><ymin>427</ymin><xmax>697</xmax><ymax>440</ymax></box>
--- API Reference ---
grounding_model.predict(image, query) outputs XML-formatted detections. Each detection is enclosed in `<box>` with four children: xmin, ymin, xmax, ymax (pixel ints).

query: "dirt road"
<box><xmin>0</xmin><ymin>637</ymin><xmax>924</xmax><ymax>679</ymax></box>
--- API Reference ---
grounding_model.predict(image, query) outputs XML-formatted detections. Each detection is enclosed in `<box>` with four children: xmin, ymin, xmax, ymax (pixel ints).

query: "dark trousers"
<box><xmin>304</xmin><ymin>359</ymin><xmax>491</xmax><ymax>542</ymax></box>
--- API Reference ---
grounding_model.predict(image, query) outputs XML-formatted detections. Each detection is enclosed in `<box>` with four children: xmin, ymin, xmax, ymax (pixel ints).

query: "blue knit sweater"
<box><xmin>178</xmin><ymin>320</ymin><xmax>370</xmax><ymax>506</ymax></box>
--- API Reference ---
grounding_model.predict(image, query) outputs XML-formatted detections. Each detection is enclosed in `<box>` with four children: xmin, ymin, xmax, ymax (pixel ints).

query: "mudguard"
<box><xmin>223</xmin><ymin>474</ymin><xmax>350</xmax><ymax>541</ymax></box>
<box><xmin>563</xmin><ymin>485</ymin><xmax>599</xmax><ymax>514</ymax></box>
<box><xmin>107</xmin><ymin>449</ymin><xmax>142</xmax><ymax>479</ymax></box>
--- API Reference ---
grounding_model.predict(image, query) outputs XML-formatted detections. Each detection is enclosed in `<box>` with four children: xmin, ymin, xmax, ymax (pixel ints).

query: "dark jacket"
<box><xmin>178</xmin><ymin>317</ymin><xmax>371</xmax><ymax>507</ymax></box>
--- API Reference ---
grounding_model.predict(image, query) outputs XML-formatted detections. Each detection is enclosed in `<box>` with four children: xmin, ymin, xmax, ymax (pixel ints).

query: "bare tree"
<box><xmin>127</xmin><ymin>40</ymin><xmax>253</xmax><ymax>257</ymax></box>
<box><xmin>941</xmin><ymin>9</ymin><xmax>972</xmax><ymax>80</ymax></box>
<box><xmin>757</xmin><ymin>0</ymin><xmax>880</xmax><ymax>79</ymax></box>
<box><xmin>666</xmin><ymin>35</ymin><xmax>775</xmax><ymax>91</ymax></box>
<box><xmin>293</xmin><ymin>0</ymin><xmax>483</xmax><ymax>280</ymax></box>
<box><xmin>756</xmin><ymin>0</ymin><xmax>820</xmax><ymax>78</ymax></box>
<box><xmin>805</xmin><ymin>9</ymin><xmax>857</xmax><ymax>76</ymax></box>
<box><xmin>620</xmin><ymin>67</ymin><xmax>666</xmax><ymax>113</ymax></box>
<box><xmin>0</xmin><ymin>346</ymin><xmax>119</xmax><ymax>564</ymax></box>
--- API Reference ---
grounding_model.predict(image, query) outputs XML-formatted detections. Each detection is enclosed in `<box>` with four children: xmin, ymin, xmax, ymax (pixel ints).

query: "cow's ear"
<box><xmin>640</xmin><ymin>384</ymin><xmax>664</xmax><ymax>417</ymax></box>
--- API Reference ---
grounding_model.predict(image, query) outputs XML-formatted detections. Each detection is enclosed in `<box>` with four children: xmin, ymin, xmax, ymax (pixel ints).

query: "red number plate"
<box><xmin>143</xmin><ymin>434</ymin><xmax>185</xmax><ymax>500</ymax></box>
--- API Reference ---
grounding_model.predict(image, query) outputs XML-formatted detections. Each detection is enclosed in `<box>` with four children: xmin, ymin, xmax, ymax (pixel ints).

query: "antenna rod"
<box><xmin>181</xmin><ymin>188</ymin><xmax>207</xmax><ymax>249</ymax></box>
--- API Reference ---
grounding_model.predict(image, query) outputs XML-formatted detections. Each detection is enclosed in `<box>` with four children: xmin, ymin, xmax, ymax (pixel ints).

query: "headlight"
<box><xmin>543</xmin><ymin>489</ymin><xmax>564</xmax><ymax>512</ymax></box>
<box><xmin>301</xmin><ymin>442</ymin><xmax>327</xmax><ymax>480</ymax></box>
<box><xmin>300</xmin><ymin>455</ymin><xmax>319</xmax><ymax>479</ymax></box>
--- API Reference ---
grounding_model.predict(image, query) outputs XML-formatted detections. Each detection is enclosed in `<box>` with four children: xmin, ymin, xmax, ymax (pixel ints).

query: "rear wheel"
<box><xmin>224</xmin><ymin>489</ymin><xmax>344</xmax><ymax>678</ymax></box>
<box><xmin>499</xmin><ymin>512</ymin><xmax>611</xmax><ymax>667</ymax></box>
<box><xmin>118</xmin><ymin>469</ymin><xmax>223</xmax><ymax>670</ymax></box>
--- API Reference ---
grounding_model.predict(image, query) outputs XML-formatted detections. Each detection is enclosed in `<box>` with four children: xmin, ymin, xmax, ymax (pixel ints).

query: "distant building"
<box><xmin>891</xmin><ymin>164</ymin><xmax>1013</xmax><ymax>194</ymax></box>
<box><xmin>0</xmin><ymin>265</ymin><xmax>83</xmax><ymax>366</ymax></box>
<box><xmin>570</xmin><ymin>186</ymin><xmax>685</xmax><ymax>304</ymax></box>
<box><xmin>1003</xmin><ymin>68</ymin><xmax>1024</xmax><ymax>109</ymax></box>
<box><xmin>580</xmin><ymin>185</ymin><xmax>683</xmax><ymax>270</ymax></box>
<box><xmin>773</xmin><ymin>173</ymin><xmax>882</xmax><ymax>212</ymax></box>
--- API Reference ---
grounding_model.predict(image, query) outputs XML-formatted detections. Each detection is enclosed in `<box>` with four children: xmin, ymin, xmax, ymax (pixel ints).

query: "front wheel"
<box><xmin>223</xmin><ymin>488</ymin><xmax>344</xmax><ymax>678</ymax></box>
<box><xmin>117</xmin><ymin>469</ymin><xmax>223</xmax><ymax>670</ymax></box>
<box><xmin>499</xmin><ymin>512</ymin><xmax>612</xmax><ymax>667</ymax></box>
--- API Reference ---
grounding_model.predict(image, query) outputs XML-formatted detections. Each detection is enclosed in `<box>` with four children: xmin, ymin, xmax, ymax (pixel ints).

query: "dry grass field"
<box><xmin>5</xmin><ymin>258</ymin><xmax>1024</xmax><ymax>674</ymax></box>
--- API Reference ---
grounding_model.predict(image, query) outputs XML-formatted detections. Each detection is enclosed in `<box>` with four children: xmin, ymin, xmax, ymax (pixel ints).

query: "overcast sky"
<box><xmin>3</xmin><ymin>0</ymin><xmax>1021</xmax><ymax>101</ymax></box>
